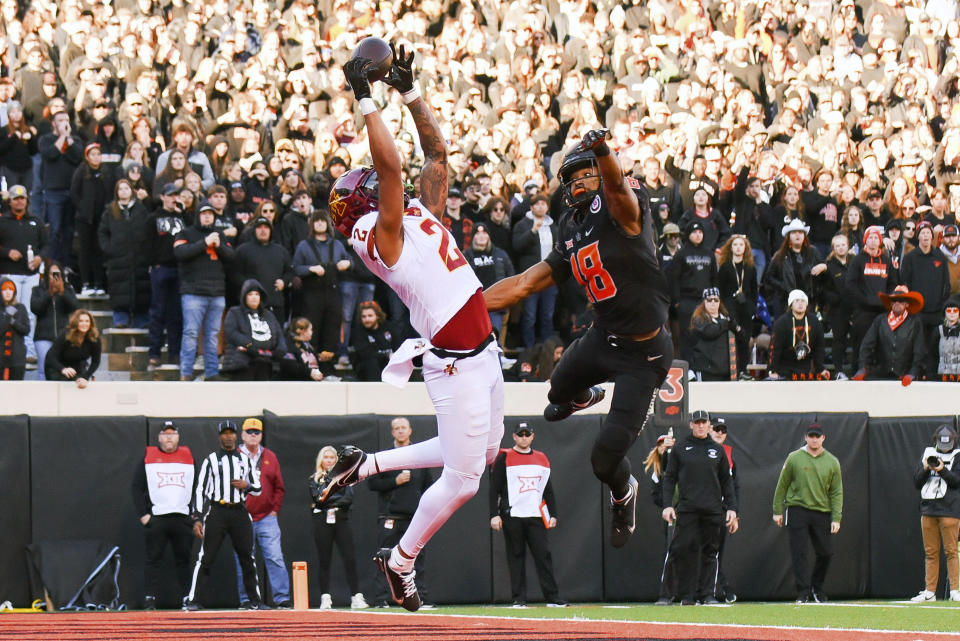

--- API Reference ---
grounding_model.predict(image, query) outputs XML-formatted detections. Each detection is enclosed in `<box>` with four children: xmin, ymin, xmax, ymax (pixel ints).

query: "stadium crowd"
<box><xmin>2</xmin><ymin>0</ymin><xmax>960</xmax><ymax>382</ymax></box>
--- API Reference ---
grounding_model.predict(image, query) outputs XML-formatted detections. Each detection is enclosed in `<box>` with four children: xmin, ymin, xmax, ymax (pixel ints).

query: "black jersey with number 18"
<box><xmin>545</xmin><ymin>181</ymin><xmax>670</xmax><ymax>336</ymax></box>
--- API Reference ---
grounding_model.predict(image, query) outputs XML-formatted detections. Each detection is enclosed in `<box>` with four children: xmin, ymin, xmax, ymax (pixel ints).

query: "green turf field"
<box><xmin>431</xmin><ymin>601</ymin><xmax>960</xmax><ymax>633</ymax></box>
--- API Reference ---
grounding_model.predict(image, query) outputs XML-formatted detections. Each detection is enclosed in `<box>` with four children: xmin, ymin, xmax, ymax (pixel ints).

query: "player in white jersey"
<box><xmin>317</xmin><ymin>44</ymin><xmax>504</xmax><ymax>612</ymax></box>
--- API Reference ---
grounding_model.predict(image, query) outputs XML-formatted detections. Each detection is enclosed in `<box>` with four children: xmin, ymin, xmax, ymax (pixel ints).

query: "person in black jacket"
<box><xmin>234</xmin><ymin>217</ymin><xmax>294</xmax><ymax>321</ymax></box>
<box><xmin>279</xmin><ymin>317</ymin><xmax>326</xmax><ymax>381</ymax></box>
<box><xmin>717</xmin><ymin>236</ymin><xmax>757</xmax><ymax>371</ymax></box>
<box><xmin>846</xmin><ymin>225</ymin><xmax>898</xmax><ymax>369</ymax></box>
<box><xmin>854</xmin><ymin>286</ymin><xmax>926</xmax><ymax>384</ymax></box>
<box><xmin>762</xmin><ymin>219</ymin><xmax>825</xmax><ymax>320</ymax></box>
<box><xmin>292</xmin><ymin>210</ymin><xmax>351</xmax><ymax>367</ymax></box>
<box><xmin>0</xmin><ymin>278</ymin><xmax>30</xmax><ymax>379</ymax></box>
<box><xmin>901</xmin><ymin>222</ymin><xmax>951</xmax><ymax>347</ymax></box>
<box><xmin>0</xmin><ymin>101</ymin><xmax>38</xmax><ymax>190</ymax></box>
<box><xmin>70</xmin><ymin>142</ymin><xmax>111</xmax><ymax>295</ymax></box>
<box><xmin>512</xmin><ymin>194</ymin><xmax>558</xmax><ymax>348</ymax></box>
<box><xmin>678</xmin><ymin>188</ymin><xmax>730</xmax><ymax>252</ymax></box>
<box><xmin>220</xmin><ymin>279</ymin><xmax>288</xmax><ymax>381</ymax></box>
<box><xmin>689</xmin><ymin>288</ymin><xmax>735</xmax><ymax>381</ymax></box>
<box><xmin>465</xmin><ymin>222</ymin><xmax>515</xmax><ymax>336</ymax></box>
<box><xmin>44</xmin><ymin>308</ymin><xmax>101</xmax><ymax>387</ymax></box>
<box><xmin>910</xmin><ymin>425</ymin><xmax>960</xmax><ymax>603</ymax></box>
<box><xmin>661</xmin><ymin>411</ymin><xmax>738</xmax><ymax>606</ymax></box>
<box><xmin>309</xmin><ymin>445</ymin><xmax>369</xmax><ymax>610</ymax></box>
<box><xmin>817</xmin><ymin>235</ymin><xmax>854</xmax><ymax>376</ymax></box>
<box><xmin>668</xmin><ymin>221</ymin><xmax>718</xmax><ymax>360</ymax></box>
<box><xmin>173</xmin><ymin>204</ymin><xmax>236</xmax><ymax>381</ymax></box>
<box><xmin>278</xmin><ymin>190</ymin><xmax>312</xmax><ymax>257</ymax></box>
<box><xmin>39</xmin><ymin>110</ymin><xmax>84</xmax><ymax>263</ymax></box>
<box><xmin>30</xmin><ymin>261</ymin><xmax>78</xmax><ymax>380</ymax></box>
<box><xmin>145</xmin><ymin>184</ymin><xmax>187</xmax><ymax>368</ymax></box>
<box><xmin>729</xmin><ymin>168</ymin><xmax>776</xmax><ymax>278</ymax></box>
<box><xmin>98</xmin><ymin>179</ymin><xmax>151</xmax><ymax>328</ymax></box>
<box><xmin>367</xmin><ymin>417</ymin><xmax>436</xmax><ymax>608</ymax></box>
<box><xmin>349</xmin><ymin>300</ymin><xmax>394</xmax><ymax>382</ymax></box>
<box><xmin>802</xmin><ymin>170</ymin><xmax>840</xmax><ymax>259</ymax></box>
<box><xmin>769</xmin><ymin>289</ymin><xmax>828</xmax><ymax>381</ymax></box>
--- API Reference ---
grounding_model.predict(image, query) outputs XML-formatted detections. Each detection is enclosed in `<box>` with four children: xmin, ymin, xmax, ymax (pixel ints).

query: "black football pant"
<box><xmin>502</xmin><ymin>516</ymin><xmax>560</xmax><ymax>603</ymax></box>
<box><xmin>373</xmin><ymin>516</ymin><xmax>427</xmax><ymax>603</ymax></box>
<box><xmin>188</xmin><ymin>504</ymin><xmax>261</xmax><ymax>606</ymax></box>
<box><xmin>669</xmin><ymin>511</ymin><xmax>723</xmax><ymax>602</ymax></box>
<box><xmin>548</xmin><ymin>325</ymin><xmax>672</xmax><ymax>498</ymax></box>
<box><xmin>786</xmin><ymin>506</ymin><xmax>833</xmax><ymax>596</ymax></box>
<box><xmin>144</xmin><ymin>513</ymin><xmax>194</xmax><ymax>602</ymax></box>
<box><xmin>311</xmin><ymin>511</ymin><xmax>360</xmax><ymax>594</ymax></box>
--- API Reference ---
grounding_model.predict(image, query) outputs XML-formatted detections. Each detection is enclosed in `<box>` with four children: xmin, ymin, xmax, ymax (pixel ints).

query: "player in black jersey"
<box><xmin>485</xmin><ymin>128</ymin><xmax>673</xmax><ymax>548</ymax></box>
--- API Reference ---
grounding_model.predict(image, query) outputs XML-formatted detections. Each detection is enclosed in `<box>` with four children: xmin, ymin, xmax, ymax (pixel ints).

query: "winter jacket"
<box><xmin>44</xmin><ymin>330</ymin><xmax>101</xmax><ymax>380</ymax></box>
<box><xmin>38</xmin><ymin>131</ymin><xmax>84</xmax><ymax>191</ymax></box>
<box><xmin>859</xmin><ymin>312</ymin><xmax>926</xmax><ymax>378</ymax></box>
<box><xmin>690</xmin><ymin>314</ymin><xmax>734</xmax><ymax>379</ymax></box>
<box><xmin>802</xmin><ymin>190</ymin><xmax>839</xmax><ymax>246</ymax></box>
<box><xmin>465</xmin><ymin>244</ymin><xmax>515</xmax><ymax>289</ymax></box>
<box><xmin>717</xmin><ymin>259</ymin><xmax>757</xmax><ymax>333</ymax></box>
<box><xmin>931</xmin><ymin>322</ymin><xmax>960</xmax><ymax>376</ymax></box>
<box><xmin>678</xmin><ymin>208</ymin><xmax>731</xmax><ymax>252</ymax></box>
<box><xmin>309</xmin><ymin>479</ymin><xmax>354</xmax><ymax>512</ymax></box>
<box><xmin>668</xmin><ymin>242</ymin><xmax>717</xmax><ymax>303</ymax></box>
<box><xmin>278</xmin><ymin>210</ymin><xmax>310</xmax><ymax>257</ymax></box>
<box><xmin>367</xmin><ymin>463</ymin><xmax>436</xmax><ymax>518</ymax></box>
<box><xmin>97</xmin><ymin>200</ymin><xmax>152</xmax><ymax>311</ymax></box>
<box><xmin>30</xmin><ymin>279</ymin><xmax>79</xmax><ymax>341</ymax></box>
<box><xmin>729</xmin><ymin>167</ymin><xmax>776</xmax><ymax>256</ymax></box>
<box><xmin>763</xmin><ymin>246</ymin><xmax>822</xmax><ymax>310</ymax></box>
<box><xmin>770</xmin><ymin>312</ymin><xmax>826</xmax><ymax>378</ymax></box>
<box><xmin>512</xmin><ymin>214</ymin><xmax>557</xmax><ymax>272</ymax></box>
<box><xmin>350</xmin><ymin>322</ymin><xmax>394</xmax><ymax>382</ymax></box>
<box><xmin>845</xmin><ymin>249</ymin><xmax>897</xmax><ymax>314</ymax></box>
<box><xmin>914</xmin><ymin>448</ymin><xmax>960</xmax><ymax>518</ymax></box>
<box><xmin>220</xmin><ymin>279</ymin><xmax>288</xmax><ymax>372</ymax></box>
<box><xmin>240</xmin><ymin>445</ymin><xmax>285</xmax><ymax>522</ymax></box>
<box><xmin>0</xmin><ymin>279</ymin><xmax>29</xmax><ymax>371</ymax></box>
<box><xmin>292</xmin><ymin>236</ymin><xmax>351</xmax><ymax>290</ymax></box>
<box><xmin>901</xmin><ymin>248</ymin><xmax>951</xmax><ymax>323</ymax></box>
<box><xmin>70</xmin><ymin>162</ymin><xmax>113</xmax><ymax>225</ymax></box>
<box><xmin>173</xmin><ymin>218</ymin><xmax>235</xmax><ymax>297</ymax></box>
<box><xmin>145</xmin><ymin>207</ymin><xmax>187</xmax><ymax>267</ymax></box>
<box><xmin>0</xmin><ymin>126</ymin><xmax>38</xmax><ymax>172</ymax></box>
<box><xmin>0</xmin><ymin>210</ymin><xmax>47</xmax><ymax>273</ymax></box>
<box><xmin>234</xmin><ymin>232</ymin><xmax>294</xmax><ymax>313</ymax></box>
<box><xmin>819</xmin><ymin>257</ymin><xmax>854</xmax><ymax>314</ymax></box>
<box><xmin>661</xmin><ymin>434</ymin><xmax>738</xmax><ymax>515</ymax></box>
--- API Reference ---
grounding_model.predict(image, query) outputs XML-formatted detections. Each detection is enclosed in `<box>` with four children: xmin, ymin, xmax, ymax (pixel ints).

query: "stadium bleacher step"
<box><xmin>89</xmin><ymin>310</ymin><xmax>113</xmax><ymax>331</ymax></box>
<box><xmin>101</xmin><ymin>328</ymin><xmax>149</xmax><ymax>353</ymax></box>
<box><xmin>107</xmin><ymin>346</ymin><xmax>149</xmax><ymax>372</ymax></box>
<box><xmin>76</xmin><ymin>293</ymin><xmax>112</xmax><ymax>313</ymax></box>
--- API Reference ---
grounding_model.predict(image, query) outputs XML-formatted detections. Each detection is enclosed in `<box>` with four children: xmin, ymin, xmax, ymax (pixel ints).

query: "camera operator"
<box><xmin>911</xmin><ymin>425</ymin><xmax>960</xmax><ymax>602</ymax></box>
<box><xmin>145</xmin><ymin>183</ymin><xmax>186</xmax><ymax>369</ymax></box>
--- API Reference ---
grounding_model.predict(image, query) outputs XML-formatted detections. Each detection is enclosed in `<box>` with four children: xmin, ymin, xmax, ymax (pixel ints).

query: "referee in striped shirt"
<box><xmin>184</xmin><ymin>420</ymin><xmax>264</xmax><ymax>610</ymax></box>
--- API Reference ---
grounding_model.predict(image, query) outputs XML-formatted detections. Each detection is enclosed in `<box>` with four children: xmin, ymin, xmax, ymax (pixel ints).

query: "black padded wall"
<box><xmin>0</xmin><ymin>415</ymin><xmax>31</xmax><ymax>606</ymax></box>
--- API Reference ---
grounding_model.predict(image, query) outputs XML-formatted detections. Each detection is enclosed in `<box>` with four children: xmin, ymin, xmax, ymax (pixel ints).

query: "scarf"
<box><xmin>887</xmin><ymin>310</ymin><xmax>908</xmax><ymax>332</ymax></box>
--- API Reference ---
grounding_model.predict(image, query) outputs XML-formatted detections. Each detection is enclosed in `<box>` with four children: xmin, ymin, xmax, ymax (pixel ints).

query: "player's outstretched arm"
<box><xmin>344</xmin><ymin>57</ymin><xmax>404</xmax><ymax>262</ymax></box>
<box><xmin>385</xmin><ymin>44</ymin><xmax>448</xmax><ymax>218</ymax></box>
<box><xmin>484</xmin><ymin>261</ymin><xmax>556</xmax><ymax>311</ymax></box>
<box><xmin>578</xmin><ymin>128</ymin><xmax>641</xmax><ymax>234</ymax></box>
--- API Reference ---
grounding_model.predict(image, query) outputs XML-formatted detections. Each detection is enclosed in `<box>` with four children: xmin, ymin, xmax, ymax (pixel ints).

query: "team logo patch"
<box><xmin>708</xmin><ymin>449</ymin><xmax>718</xmax><ymax>459</ymax></box>
<box><xmin>590</xmin><ymin>195</ymin><xmax>601</xmax><ymax>213</ymax></box>
<box><xmin>157</xmin><ymin>471</ymin><xmax>186</xmax><ymax>488</ymax></box>
<box><xmin>518</xmin><ymin>475</ymin><xmax>542</xmax><ymax>493</ymax></box>
<box><xmin>565</xmin><ymin>239</ymin><xmax>574</xmax><ymax>250</ymax></box>
<box><xmin>330</xmin><ymin>199</ymin><xmax>346</xmax><ymax>219</ymax></box>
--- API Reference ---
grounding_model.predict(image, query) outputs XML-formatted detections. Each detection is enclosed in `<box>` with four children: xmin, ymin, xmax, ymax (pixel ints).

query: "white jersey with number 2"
<box><xmin>348</xmin><ymin>198</ymin><xmax>481</xmax><ymax>341</ymax></box>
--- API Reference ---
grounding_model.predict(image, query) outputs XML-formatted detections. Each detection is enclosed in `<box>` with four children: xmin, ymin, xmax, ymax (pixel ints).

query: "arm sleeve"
<box><xmin>79</xmin><ymin>338</ymin><xmax>101</xmax><ymax>379</ymax></box>
<box><xmin>489</xmin><ymin>452</ymin><xmax>507</xmax><ymax>517</ymax></box>
<box><xmin>245</xmin><ymin>458</ymin><xmax>262</xmax><ymax>496</ymax></box>
<box><xmin>858</xmin><ymin>317</ymin><xmax>880</xmax><ymax>369</ymax></box>
<box><xmin>132</xmin><ymin>459</ymin><xmax>151</xmax><ymax>517</ymax></box>
<box><xmin>11</xmin><ymin>305</ymin><xmax>30</xmax><ymax>335</ymax></box>
<box><xmin>830</xmin><ymin>460</ymin><xmax>843</xmax><ymax>522</ymax></box>
<box><xmin>193</xmin><ymin>457</ymin><xmax>209</xmax><ymax>519</ymax></box>
<box><xmin>772</xmin><ymin>455</ymin><xmax>793</xmax><ymax>515</ymax></box>
<box><xmin>30</xmin><ymin>285</ymin><xmax>50</xmax><ymax>315</ymax></box>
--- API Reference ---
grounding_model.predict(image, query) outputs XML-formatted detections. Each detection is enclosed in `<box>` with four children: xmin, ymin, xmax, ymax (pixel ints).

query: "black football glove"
<box><xmin>576</xmin><ymin>128</ymin><xmax>611</xmax><ymax>154</ymax></box>
<box><xmin>383</xmin><ymin>43</ymin><xmax>415</xmax><ymax>94</ymax></box>
<box><xmin>342</xmin><ymin>57</ymin><xmax>374</xmax><ymax>101</ymax></box>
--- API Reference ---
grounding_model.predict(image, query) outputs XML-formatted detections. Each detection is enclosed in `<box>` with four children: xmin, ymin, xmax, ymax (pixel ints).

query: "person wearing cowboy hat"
<box><xmin>845</xmin><ymin>225</ymin><xmax>897</xmax><ymax>369</ymax></box>
<box><xmin>853</xmin><ymin>285</ymin><xmax>926</xmax><ymax>385</ymax></box>
<box><xmin>762</xmin><ymin>218</ymin><xmax>825</xmax><ymax>319</ymax></box>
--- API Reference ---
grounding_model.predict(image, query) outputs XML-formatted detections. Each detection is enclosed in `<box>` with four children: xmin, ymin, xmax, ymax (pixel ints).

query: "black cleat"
<box><xmin>143</xmin><ymin>596</ymin><xmax>156</xmax><ymax>611</ymax></box>
<box><xmin>318</xmin><ymin>446</ymin><xmax>367</xmax><ymax>502</ymax></box>
<box><xmin>609</xmin><ymin>475</ymin><xmax>639</xmax><ymax>548</ymax></box>
<box><xmin>182</xmin><ymin>600</ymin><xmax>201</xmax><ymax>611</ymax></box>
<box><xmin>654</xmin><ymin>597</ymin><xmax>675</xmax><ymax>606</ymax></box>
<box><xmin>544</xmin><ymin>386</ymin><xmax>605</xmax><ymax>422</ymax></box>
<box><xmin>374</xmin><ymin>548</ymin><xmax>421</xmax><ymax>612</ymax></box>
<box><xmin>701</xmin><ymin>596</ymin><xmax>721</xmax><ymax>605</ymax></box>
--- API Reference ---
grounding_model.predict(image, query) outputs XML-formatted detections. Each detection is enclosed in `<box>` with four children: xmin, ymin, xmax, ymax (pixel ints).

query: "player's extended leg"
<box><xmin>544</xmin><ymin>327</ymin><xmax>613</xmax><ymax>419</ymax></box>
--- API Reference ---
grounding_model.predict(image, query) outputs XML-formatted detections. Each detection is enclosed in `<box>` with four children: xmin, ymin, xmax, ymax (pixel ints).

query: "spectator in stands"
<box><xmin>70</xmin><ymin>142</ymin><xmax>110</xmax><ymax>296</ymax></box>
<box><xmin>173</xmin><ymin>203</ymin><xmax>234</xmax><ymax>381</ymax></box>
<box><xmin>670</xmin><ymin>221</ymin><xmax>718</xmax><ymax>360</ymax></box>
<box><xmin>763</xmin><ymin>220</ymin><xmax>825</xmax><ymax>320</ymax></box>
<box><xmin>153</xmin><ymin>149</ymin><xmax>188</xmax><ymax>201</ymax></box>
<box><xmin>144</xmin><ymin>184</ymin><xmax>186</xmax><ymax>369</ymax></box>
<box><xmin>941</xmin><ymin>225</ymin><xmax>960</xmax><ymax>296</ymax></box>
<box><xmin>855</xmin><ymin>286</ymin><xmax>926</xmax><ymax>385</ymax></box>
<box><xmin>0</xmin><ymin>184</ymin><xmax>45</xmax><ymax>365</ymax></box>
<box><xmin>292</xmin><ymin>210</ymin><xmax>351</xmax><ymax>373</ymax></box>
<box><xmin>155</xmin><ymin>122</ymin><xmax>214</xmax><ymax>191</ymax></box>
<box><xmin>679</xmin><ymin>187</ymin><xmax>729</xmax><ymax>252</ymax></box>
<box><xmin>479</xmin><ymin>197</ymin><xmax>512</xmax><ymax>256</ymax></box>
<box><xmin>902</xmin><ymin>222</ymin><xmax>952</xmax><ymax>346</ymax></box>
<box><xmin>929</xmin><ymin>298</ymin><xmax>960</xmax><ymax>380</ymax></box>
<box><xmin>658</xmin><ymin>223</ymin><xmax>682</xmax><ymax>270</ymax></box>
<box><xmin>689</xmin><ymin>287</ymin><xmax>736</xmax><ymax>382</ymax></box>
<box><xmin>0</xmin><ymin>278</ymin><xmax>29</xmax><ymax>379</ymax></box>
<box><xmin>38</xmin><ymin>109</ymin><xmax>83</xmax><ymax>263</ymax></box>
<box><xmin>280</xmin><ymin>317</ymin><xmax>324</xmax><ymax>382</ymax></box>
<box><xmin>30</xmin><ymin>260</ymin><xmax>77</xmax><ymax>380</ymax></box>
<box><xmin>846</xmin><ymin>226</ymin><xmax>898</xmax><ymax>368</ymax></box>
<box><xmin>769</xmin><ymin>289</ymin><xmax>828</xmax><ymax>382</ymax></box>
<box><xmin>278</xmin><ymin>189</ymin><xmax>312</xmax><ymax>257</ymax></box>
<box><xmin>803</xmin><ymin>170</ymin><xmax>840</xmax><ymax>259</ymax></box>
<box><xmin>512</xmin><ymin>193</ymin><xmax>557</xmax><ymax>348</ymax></box>
<box><xmin>911</xmin><ymin>424</ymin><xmax>960</xmax><ymax>603</ymax></box>
<box><xmin>465</xmin><ymin>222</ymin><xmax>515</xmax><ymax>335</ymax></box>
<box><xmin>309</xmin><ymin>445</ymin><xmax>368</xmax><ymax>610</ymax></box>
<box><xmin>0</xmin><ymin>101</ymin><xmax>37</xmax><ymax>190</ymax></box>
<box><xmin>234</xmin><ymin>217</ymin><xmax>293</xmax><ymax>321</ymax></box>
<box><xmin>839</xmin><ymin>206</ymin><xmax>866</xmax><ymax>256</ymax></box>
<box><xmin>44</xmin><ymin>308</ymin><xmax>100</xmax><ymax>387</ymax></box>
<box><xmin>98</xmin><ymin>178</ymin><xmax>151</xmax><ymax>328</ymax></box>
<box><xmin>819</xmin><ymin>235</ymin><xmax>855</xmax><ymax>378</ymax></box>
<box><xmin>221</xmin><ymin>279</ymin><xmax>288</xmax><ymax>381</ymax></box>
<box><xmin>349</xmin><ymin>301</ymin><xmax>394</xmax><ymax>383</ymax></box>
<box><xmin>717</xmin><ymin>236</ymin><xmax>757</xmax><ymax>371</ymax></box>
<box><xmin>729</xmin><ymin>170</ymin><xmax>775</xmax><ymax>280</ymax></box>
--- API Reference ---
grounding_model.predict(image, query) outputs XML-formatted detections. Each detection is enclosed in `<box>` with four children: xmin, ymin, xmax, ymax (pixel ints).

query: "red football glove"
<box><xmin>852</xmin><ymin>369</ymin><xmax>867</xmax><ymax>381</ymax></box>
<box><xmin>901</xmin><ymin>375</ymin><xmax>913</xmax><ymax>387</ymax></box>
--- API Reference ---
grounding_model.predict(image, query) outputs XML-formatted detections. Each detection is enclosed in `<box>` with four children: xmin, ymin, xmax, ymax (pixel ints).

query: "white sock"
<box><xmin>389</xmin><ymin>546</ymin><xmax>415</xmax><ymax>572</ymax></box>
<box><xmin>358</xmin><ymin>453</ymin><xmax>379</xmax><ymax>480</ymax></box>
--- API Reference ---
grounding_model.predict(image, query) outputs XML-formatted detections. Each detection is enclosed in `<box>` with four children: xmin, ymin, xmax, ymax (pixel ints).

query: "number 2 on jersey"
<box><xmin>570</xmin><ymin>241</ymin><xmax>617</xmax><ymax>302</ymax></box>
<box><xmin>420</xmin><ymin>218</ymin><xmax>467</xmax><ymax>272</ymax></box>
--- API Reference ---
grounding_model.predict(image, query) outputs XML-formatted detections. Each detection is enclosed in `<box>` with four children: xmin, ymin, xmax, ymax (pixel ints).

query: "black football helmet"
<box><xmin>558</xmin><ymin>146</ymin><xmax>602</xmax><ymax>210</ymax></box>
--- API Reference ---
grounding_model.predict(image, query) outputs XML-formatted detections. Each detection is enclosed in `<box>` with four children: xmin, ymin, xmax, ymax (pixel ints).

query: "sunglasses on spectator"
<box><xmin>705</xmin><ymin>297</ymin><xmax>720</xmax><ymax>303</ymax></box>
<box><xmin>947</xmin><ymin>307</ymin><xmax>960</xmax><ymax>313</ymax></box>
<box><xmin>262</xmin><ymin>207</ymin><xmax>275</xmax><ymax>212</ymax></box>
<box><xmin>905</xmin><ymin>225</ymin><xmax>916</xmax><ymax>231</ymax></box>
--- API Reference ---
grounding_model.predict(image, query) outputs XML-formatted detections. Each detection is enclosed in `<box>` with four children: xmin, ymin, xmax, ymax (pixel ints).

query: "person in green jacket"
<box><xmin>772</xmin><ymin>423</ymin><xmax>843</xmax><ymax>604</ymax></box>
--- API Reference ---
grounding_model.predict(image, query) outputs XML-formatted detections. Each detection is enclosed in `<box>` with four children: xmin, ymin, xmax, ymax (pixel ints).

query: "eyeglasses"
<box><xmin>515</xmin><ymin>431</ymin><xmax>533</xmax><ymax>437</ymax></box>
<box><xmin>905</xmin><ymin>224</ymin><xmax>916</xmax><ymax>230</ymax></box>
<box><xmin>946</xmin><ymin>307</ymin><xmax>960</xmax><ymax>313</ymax></box>
<box><xmin>244</xmin><ymin>429</ymin><xmax>262</xmax><ymax>435</ymax></box>
<box><xmin>705</xmin><ymin>297</ymin><xmax>720</xmax><ymax>303</ymax></box>
<box><xmin>262</xmin><ymin>207</ymin><xmax>275</xmax><ymax>212</ymax></box>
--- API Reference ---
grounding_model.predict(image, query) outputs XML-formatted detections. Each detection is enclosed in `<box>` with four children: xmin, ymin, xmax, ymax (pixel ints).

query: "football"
<box><xmin>353</xmin><ymin>37</ymin><xmax>393</xmax><ymax>83</ymax></box>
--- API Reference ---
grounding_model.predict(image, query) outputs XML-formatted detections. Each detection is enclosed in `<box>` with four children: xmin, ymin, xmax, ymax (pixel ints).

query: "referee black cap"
<box><xmin>218</xmin><ymin>420</ymin><xmax>239</xmax><ymax>433</ymax></box>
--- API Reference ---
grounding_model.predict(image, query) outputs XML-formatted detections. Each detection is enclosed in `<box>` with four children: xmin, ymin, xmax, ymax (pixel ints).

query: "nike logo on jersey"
<box><xmin>685</xmin><ymin>446</ymin><xmax>693</xmax><ymax>450</ymax></box>
<box><xmin>647</xmin><ymin>354</ymin><xmax>662</xmax><ymax>361</ymax></box>
<box><xmin>585</xmin><ymin>227</ymin><xmax>594</xmax><ymax>236</ymax></box>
